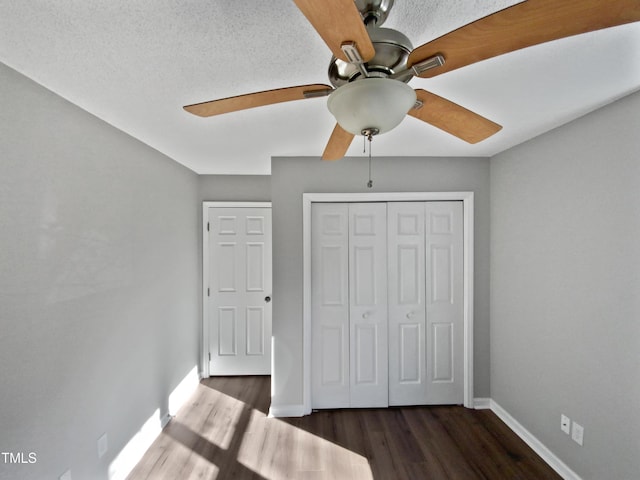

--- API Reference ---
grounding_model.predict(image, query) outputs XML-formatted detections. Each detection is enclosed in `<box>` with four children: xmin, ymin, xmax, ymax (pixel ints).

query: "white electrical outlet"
<box><xmin>561</xmin><ymin>414</ymin><xmax>571</xmax><ymax>434</ymax></box>
<box><xmin>571</xmin><ymin>421</ymin><xmax>584</xmax><ymax>446</ymax></box>
<box><xmin>59</xmin><ymin>469</ymin><xmax>72</xmax><ymax>480</ymax></box>
<box><xmin>97</xmin><ymin>433</ymin><xmax>108</xmax><ymax>458</ymax></box>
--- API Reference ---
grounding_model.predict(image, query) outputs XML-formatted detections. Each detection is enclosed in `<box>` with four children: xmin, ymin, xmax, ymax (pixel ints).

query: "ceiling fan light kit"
<box><xmin>183</xmin><ymin>0</ymin><xmax>640</xmax><ymax>160</ymax></box>
<box><xmin>328</xmin><ymin>77</ymin><xmax>417</xmax><ymax>136</ymax></box>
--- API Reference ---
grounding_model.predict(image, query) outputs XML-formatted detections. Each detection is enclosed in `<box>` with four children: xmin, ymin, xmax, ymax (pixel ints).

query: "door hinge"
<box><xmin>208</xmin><ymin>352</ymin><xmax>211</xmax><ymax>361</ymax></box>
<box><xmin>207</xmin><ymin>287</ymin><xmax>210</xmax><ymax>296</ymax></box>
<box><xmin>207</xmin><ymin>222</ymin><xmax>210</xmax><ymax>232</ymax></box>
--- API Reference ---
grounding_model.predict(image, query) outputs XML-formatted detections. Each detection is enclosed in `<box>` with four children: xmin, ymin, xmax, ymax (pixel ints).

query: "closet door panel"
<box><xmin>349</xmin><ymin>203</ymin><xmax>388</xmax><ymax>408</ymax></box>
<box><xmin>353</xmin><ymin>324</ymin><xmax>378</xmax><ymax>384</ymax></box>
<box><xmin>425</xmin><ymin>201</ymin><xmax>464</xmax><ymax>404</ymax></box>
<box><xmin>388</xmin><ymin>202</ymin><xmax>427</xmax><ymax>406</ymax></box>
<box><xmin>311</xmin><ymin>203</ymin><xmax>350</xmax><ymax>408</ymax></box>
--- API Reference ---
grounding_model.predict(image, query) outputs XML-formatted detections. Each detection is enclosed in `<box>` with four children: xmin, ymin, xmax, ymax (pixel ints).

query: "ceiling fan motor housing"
<box><xmin>328</xmin><ymin>26</ymin><xmax>414</xmax><ymax>87</ymax></box>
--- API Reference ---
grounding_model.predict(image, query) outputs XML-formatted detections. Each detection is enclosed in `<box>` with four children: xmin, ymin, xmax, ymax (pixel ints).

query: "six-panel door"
<box><xmin>311</xmin><ymin>203</ymin><xmax>350</xmax><ymax>408</ymax></box>
<box><xmin>208</xmin><ymin>207</ymin><xmax>272</xmax><ymax>375</ymax></box>
<box><xmin>388</xmin><ymin>202</ymin><xmax>427</xmax><ymax>406</ymax></box>
<box><xmin>425</xmin><ymin>201</ymin><xmax>464</xmax><ymax>404</ymax></box>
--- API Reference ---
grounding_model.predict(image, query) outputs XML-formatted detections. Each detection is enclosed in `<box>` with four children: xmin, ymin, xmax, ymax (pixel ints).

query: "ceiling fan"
<box><xmin>183</xmin><ymin>0</ymin><xmax>640</xmax><ymax>160</ymax></box>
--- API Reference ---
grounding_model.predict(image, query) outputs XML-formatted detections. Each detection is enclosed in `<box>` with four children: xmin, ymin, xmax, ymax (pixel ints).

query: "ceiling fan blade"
<box><xmin>409</xmin><ymin>89</ymin><xmax>502</xmax><ymax>144</ymax></box>
<box><xmin>183</xmin><ymin>84</ymin><xmax>333</xmax><ymax>117</ymax></box>
<box><xmin>322</xmin><ymin>123</ymin><xmax>355</xmax><ymax>160</ymax></box>
<box><xmin>293</xmin><ymin>0</ymin><xmax>375</xmax><ymax>62</ymax></box>
<box><xmin>408</xmin><ymin>0</ymin><xmax>640</xmax><ymax>78</ymax></box>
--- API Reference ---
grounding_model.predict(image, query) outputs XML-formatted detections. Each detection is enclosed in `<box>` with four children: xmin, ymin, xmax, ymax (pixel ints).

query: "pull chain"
<box><xmin>366</xmin><ymin>133</ymin><xmax>373</xmax><ymax>188</ymax></box>
<box><xmin>361</xmin><ymin>128</ymin><xmax>377</xmax><ymax>188</ymax></box>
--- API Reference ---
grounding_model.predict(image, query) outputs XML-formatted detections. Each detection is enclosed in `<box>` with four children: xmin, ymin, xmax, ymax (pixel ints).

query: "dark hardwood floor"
<box><xmin>127</xmin><ymin>376</ymin><xmax>562</xmax><ymax>480</ymax></box>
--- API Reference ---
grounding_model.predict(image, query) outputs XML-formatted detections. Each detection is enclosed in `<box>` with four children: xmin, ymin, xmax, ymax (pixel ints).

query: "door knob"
<box><xmin>264</xmin><ymin>296</ymin><xmax>271</xmax><ymax>303</ymax></box>
<box><xmin>406</xmin><ymin>311</ymin><xmax>415</xmax><ymax>319</ymax></box>
<box><xmin>362</xmin><ymin>311</ymin><xmax>371</xmax><ymax>319</ymax></box>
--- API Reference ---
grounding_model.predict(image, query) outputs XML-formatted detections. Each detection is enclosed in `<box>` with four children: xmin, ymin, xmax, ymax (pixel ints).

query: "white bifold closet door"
<box><xmin>311</xmin><ymin>201</ymin><xmax>462</xmax><ymax>409</ymax></box>
<box><xmin>388</xmin><ymin>201</ymin><xmax>464</xmax><ymax>405</ymax></box>
<box><xmin>311</xmin><ymin>203</ymin><xmax>388</xmax><ymax>408</ymax></box>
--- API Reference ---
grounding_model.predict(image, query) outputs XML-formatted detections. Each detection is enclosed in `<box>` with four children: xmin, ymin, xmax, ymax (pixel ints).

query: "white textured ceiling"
<box><xmin>1</xmin><ymin>1</ymin><xmax>639</xmax><ymax>174</ymax></box>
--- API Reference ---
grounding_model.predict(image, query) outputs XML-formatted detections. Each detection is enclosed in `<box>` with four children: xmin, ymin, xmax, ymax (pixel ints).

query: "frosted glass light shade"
<box><xmin>327</xmin><ymin>78</ymin><xmax>416</xmax><ymax>136</ymax></box>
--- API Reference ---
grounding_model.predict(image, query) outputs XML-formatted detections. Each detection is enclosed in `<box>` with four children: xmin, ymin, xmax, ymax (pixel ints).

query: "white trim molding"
<box><xmin>268</xmin><ymin>404</ymin><xmax>307</xmax><ymax>418</ymax></box>
<box><xmin>201</xmin><ymin>202</ymin><xmax>272</xmax><ymax>379</ymax></box>
<box><xmin>473</xmin><ymin>397</ymin><xmax>492</xmax><ymax>409</ymax></box>
<box><xmin>301</xmin><ymin>192</ymin><xmax>475</xmax><ymax>415</ymax></box>
<box><xmin>490</xmin><ymin>400</ymin><xmax>582</xmax><ymax>480</ymax></box>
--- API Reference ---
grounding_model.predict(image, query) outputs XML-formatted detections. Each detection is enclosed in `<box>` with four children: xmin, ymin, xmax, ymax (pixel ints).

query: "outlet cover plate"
<box><xmin>572</xmin><ymin>422</ymin><xmax>584</xmax><ymax>445</ymax></box>
<box><xmin>98</xmin><ymin>433</ymin><xmax>108</xmax><ymax>458</ymax></box>
<box><xmin>561</xmin><ymin>414</ymin><xmax>571</xmax><ymax>434</ymax></box>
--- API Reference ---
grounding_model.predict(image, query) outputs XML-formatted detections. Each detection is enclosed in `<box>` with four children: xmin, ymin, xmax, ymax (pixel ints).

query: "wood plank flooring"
<box><xmin>127</xmin><ymin>376</ymin><xmax>562</xmax><ymax>480</ymax></box>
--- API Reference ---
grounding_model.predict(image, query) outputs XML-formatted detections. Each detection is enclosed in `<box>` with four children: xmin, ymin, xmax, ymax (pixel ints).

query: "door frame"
<box><xmin>302</xmin><ymin>192</ymin><xmax>475</xmax><ymax>412</ymax></box>
<box><xmin>202</xmin><ymin>201</ymin><xmax>272</xmax><ymax>378</ymax></box>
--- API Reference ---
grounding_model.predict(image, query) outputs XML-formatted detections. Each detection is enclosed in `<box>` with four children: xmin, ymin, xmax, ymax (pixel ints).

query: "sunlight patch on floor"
<box><xmin>237</xmin><ymin>409</ymin><xmax>373</xmax><ymax>480</ymax></box>
<box><xmin>127</xmin><ymin>378</ymin><xmax>375</xmax><ymax>479</ymax></box>
<box><xmin>196</xmin><ymin>389</ymin><xmax>245</xmax><ymax>450</ymax></box>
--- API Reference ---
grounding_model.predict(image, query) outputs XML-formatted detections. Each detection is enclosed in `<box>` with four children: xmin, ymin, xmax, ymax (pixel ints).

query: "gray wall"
<box><xmin>490</xmin><ymin>90</ymin><xmax>640</xmax><ymax>479</ymax></box>
<box><xmin>198</xmin><ymin>175</ymin><xmax>271</xmax><ymax>204</ymax></box>
<box><xmin>270</xmin><ymin>156</ymin><xmax>491</xmax><ymax>408</ymax></box>
<box><xmin>0</xmin><ymin>64</ymin><xmax>200</xmax><ymax>480</ymax></box>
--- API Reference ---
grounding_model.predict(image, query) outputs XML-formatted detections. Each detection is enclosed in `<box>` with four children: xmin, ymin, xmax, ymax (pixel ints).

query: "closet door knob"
<box><xmin>406</xmin><ymin>311</ymin><xmax>415</xmax><ymax>319</ymax></box>
<box><xmin>362</xmin><ymin>311</ymin><xmax>371</xmax><ymax>319</ymax></box>
<box><xmin>264</xmin><ymin>296</ymin><xmax>271</xmax><ymax>303</ymax></box>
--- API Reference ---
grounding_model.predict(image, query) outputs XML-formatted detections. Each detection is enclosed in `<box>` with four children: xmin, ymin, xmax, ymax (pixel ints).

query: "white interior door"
<box><xmin>425</xmin><ymin>202</ymin><xmax>464</xmax><ymax>403</ymax></box>
<box><xmin>310</xmin><ymin>203</ymin><xmax>350</xmax><ymax>408</ymax></box>
<box><xmin>207</xmin><ymin>207</ymin><xmax>272</xmax><ymax>375</ymax></box>
<box><xmin>348</xmin><ymin>203</ymin><xmax>388</xmax><ymax>408</ymax></box>
<box><xmin>388</xmin><ymin>202</ymin><xmax>427</xmax><ymax>406</ymax></box>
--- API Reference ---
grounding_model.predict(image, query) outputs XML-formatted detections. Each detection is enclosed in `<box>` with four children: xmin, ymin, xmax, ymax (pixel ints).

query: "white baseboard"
<box><xmin>489</xmin><ymin>400</ymin><xmax>581</xmax><ymax>480</ymax></box>
<box><xmin>161</xmin><ymin>412</ymin><xmax>172</xmax><ymax>429</ymax></box>
<box><xmin>473</xmin><ymin>397</ymin><xmax>492</xmax><ymax>409</ymax></box>
<box><xmin>109</xmin><ymin>368</ymin><xmax>198</xmax><ymax>480</ymax></box>
<box><xmin>268</xmin><ymin>403</ymin><xmax>307</xmax><ymax>418</ymax></box>
<box><xmin>168</xmin><ymin>366</ymin><xmax>200</xmax><ymax>416</ymax></box>
<box><xmin>108</xmin><ymin>409</ymin><xmax>171</xmax><ymax>480</ymax></box>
